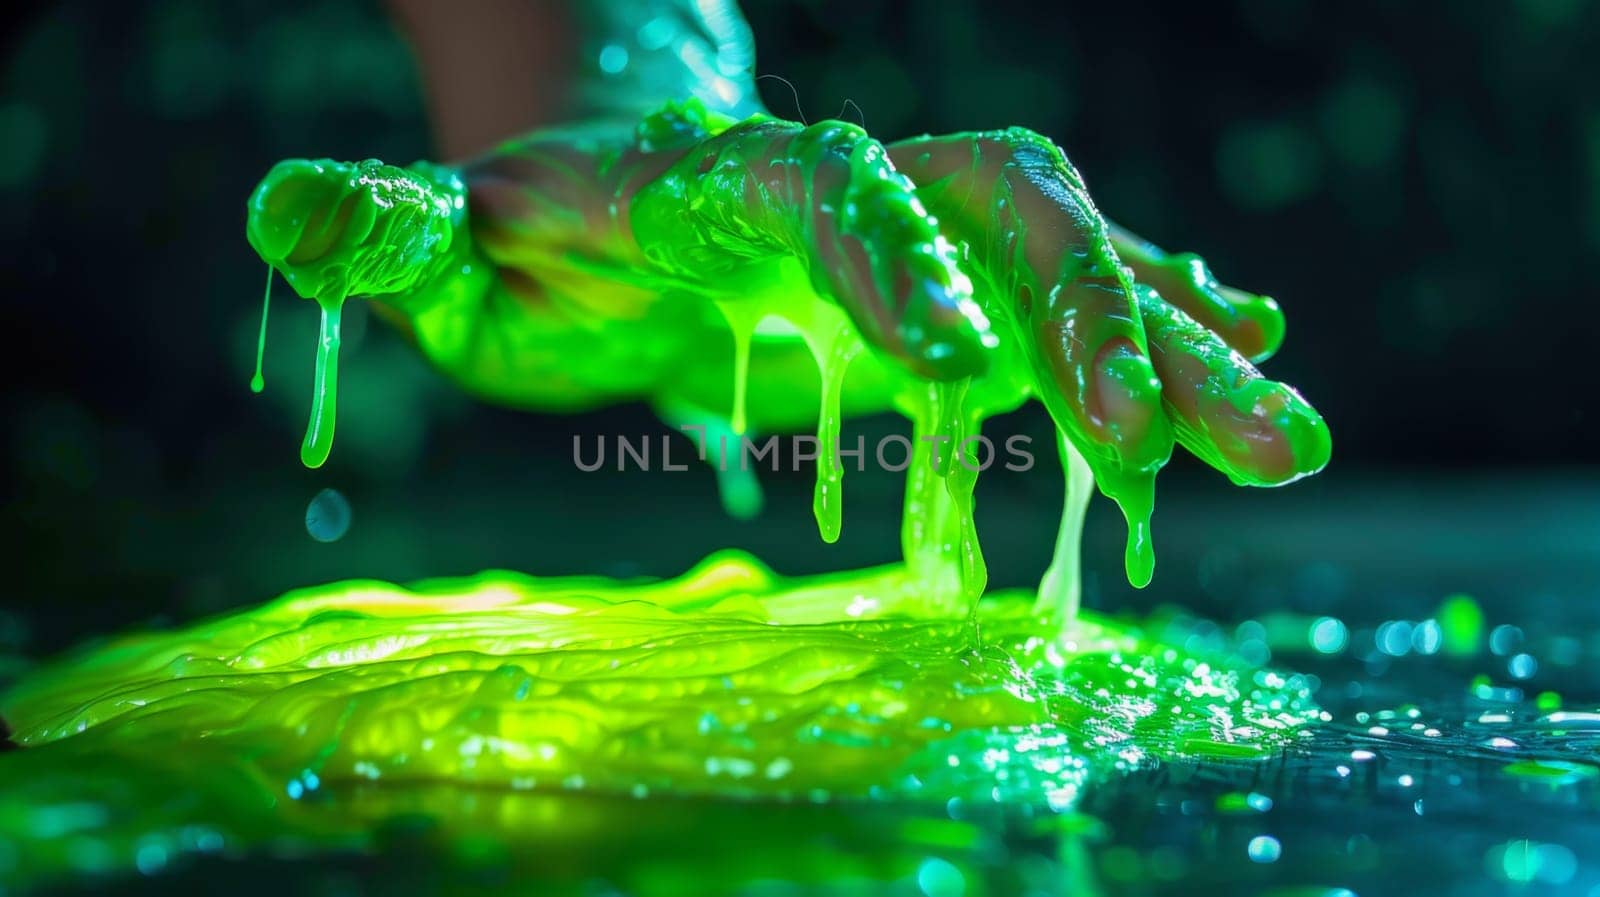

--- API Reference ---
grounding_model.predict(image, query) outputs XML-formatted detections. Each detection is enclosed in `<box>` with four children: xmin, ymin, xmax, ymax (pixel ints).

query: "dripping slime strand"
<box><xmin>810</xmin><ymin>321</ymin><xmax>859</xmax><ymax>544</ymax></box>
<box><xmin>715</xmin><ymin>299</ymin><xmax>760</xmax><ymax>436</ymax></box>
<box><xmin>250</xmin><ymin>264</ymin><xmax>273</xmax><ymax>394</ymax></box>
<box><xmin>300</xmin><ymin>294</ymin><xmax>344</xmax><ymax>469</ymax></box>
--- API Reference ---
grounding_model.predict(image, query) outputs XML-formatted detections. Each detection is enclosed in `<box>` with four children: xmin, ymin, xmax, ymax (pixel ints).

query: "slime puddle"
<box><xmin>0</xmin><ymin>552</ymin><xmax>1319</xmax><ymax>888</ymax></box>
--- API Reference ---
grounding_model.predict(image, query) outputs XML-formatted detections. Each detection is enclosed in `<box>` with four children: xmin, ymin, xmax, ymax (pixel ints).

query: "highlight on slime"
<box><xmin>241</xmin><ymin>46</ymin><xmax>1330</xmax><ymax>610</ymax></box>
<box><xmin>10</xmin><ymin>0</ymin><xmax>1334</xmax><ymax>887</ymax></box>
<box><xmin>28</xmin><ymin>0</ymin><xmax>1596</xmax><ymax>894</ymax></box>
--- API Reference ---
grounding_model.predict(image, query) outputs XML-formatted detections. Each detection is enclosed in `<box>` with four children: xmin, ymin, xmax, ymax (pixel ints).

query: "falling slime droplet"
<box><xmin>1110</xmin><ymin>471</ymin><xmax>1157</xmax><ymax>588</ymax></box>
<box><xmin>304</xmin><ymin>487</ymin><xmax>352</xmax><ymax>542</ymax></box>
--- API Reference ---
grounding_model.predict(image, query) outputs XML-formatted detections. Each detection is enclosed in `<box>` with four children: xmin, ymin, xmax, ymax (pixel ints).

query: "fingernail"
<box><xmin>1222</xmin><ymin>380</ymin><xmax>1331</xmax><ymax>485</ymax></box>
<box><xmin>1275</xmin><ymin>385</ymin><xmax>1331</xmax><ymax>479</ymax></box>
<box><xmin>247</xmin><ymin>159</ymin><xmax>335</xmax><ymax>262</ymax></box>
<box><xmin>1221</xmin><ymin>287</ymin><xmax>1285</xmax><ymax>363</ymax></box>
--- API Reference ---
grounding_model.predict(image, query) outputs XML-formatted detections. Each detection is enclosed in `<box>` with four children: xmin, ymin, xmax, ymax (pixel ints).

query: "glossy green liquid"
<box><xmin>0</xmin><ymin>95</ymin><xmax>1334</xmax><ymax>890</ymax></box>
<box><xmin>0</xmin><ymin>553</ymin><xmax>1318</xmax><ymax>889</ymax></box>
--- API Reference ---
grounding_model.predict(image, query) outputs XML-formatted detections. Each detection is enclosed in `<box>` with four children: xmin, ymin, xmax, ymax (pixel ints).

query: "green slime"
<box><xmin>0</xmin><ymin>3</ymin><xmax>1335</xmax><ymax>888</ymax></box>
<box><xmin>0</xmin><ymin>553</ymin><xmax>1320</xmax><ymax>890</ymax></box>
<box><xmin>242</xmin><ymin>97</ymin><xmax>1329</xmax><ymax>614</ymax></box>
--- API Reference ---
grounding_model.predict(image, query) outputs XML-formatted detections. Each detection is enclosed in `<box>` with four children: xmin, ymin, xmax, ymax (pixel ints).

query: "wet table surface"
<box><xmin>9</xmin><ymin>470</ymin><xmax>1600</xmax><ymax>896</ymax></box>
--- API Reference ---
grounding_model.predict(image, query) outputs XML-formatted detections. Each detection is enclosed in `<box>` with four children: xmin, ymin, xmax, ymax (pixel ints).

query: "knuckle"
<box><xmin>1002</xmin><ymin>126</ymin><xmax>1055</xmax><ymax>154</ymax></box>
<box><xmin>809</xmin><ymin>118</ymin><xmax>869</xmax><ymax>141</ymax></box>
<box><xmin>800</xmin><ymin>119</ymin><xmax>871</xmax><ymax>156</ymax></box>
<box><xmin>999</xmin><ymin>127</ymin><xmax>1085</xmax><ymax>189</ymax></box>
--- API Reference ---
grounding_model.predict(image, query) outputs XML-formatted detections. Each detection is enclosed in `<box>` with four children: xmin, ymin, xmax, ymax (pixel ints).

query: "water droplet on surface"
<box><xmin>133</xmin><ymin>843</ymin><xmax>167</xmax><ymax>876</ymax></box>
<box><xmin>1310</xmin><ymin>616</ymin><xmax>1348</xmax><ymax>654</ymax></box>
<box><xmin>1247</xmin><ymin>835</ymin><xmax>1281</xmax><ymax>863</ymax></box>
<box><xmin>1412</xmin><ymin>619</ymin><xmax>1443</xmax><ymax>654</ymax></box>
<box><xmin>916</xmin><ymin>857</ymin><xmax>966</xmax><ymax>897</ymax></box>
<box><xmin>1376</xmin><ymin>620</ymin><xmax>1413</xmax><ymax>656</ymax></box>
<box><xmin>598</xmin><ymin>44</ymin><xmax>629</xmax><ymax>74</ymax></box>
<box><xmin>1490</xmin><ymin>624</ymin><xmax>1523</xmax><ymax>656</ymax></box>
<box><xmin>1509</xmin><ymin>653</ymin><xmax>1538</xmax><ymax>680</ymax></box>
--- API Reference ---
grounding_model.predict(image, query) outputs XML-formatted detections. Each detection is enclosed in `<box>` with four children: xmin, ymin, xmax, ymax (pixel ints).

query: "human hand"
<box><xmin>244</xmin><ymin>0</ymin><xmax>1328</xmax><ymax>592</ymax></box>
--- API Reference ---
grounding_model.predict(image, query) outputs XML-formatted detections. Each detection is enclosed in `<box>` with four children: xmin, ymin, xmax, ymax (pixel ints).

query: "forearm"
<box><xmin>387</xmin><ymin>0</ymin><xmax>763</xmax><ymax>162</ymax></box>
<box><xmin>385</xmin><ymin>0</ymin><xmax>575</xmax><ymax>160</ymax></box>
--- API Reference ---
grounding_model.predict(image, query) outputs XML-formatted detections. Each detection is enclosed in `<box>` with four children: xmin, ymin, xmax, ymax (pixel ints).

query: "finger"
<box><xmin>247</xmin><ymin>158</ymin><xmax>461</xmax><ymax>300</ymax></box>
<box><xmin>1134</xmin><ymin>284</ymin><xmax>1330</xmax><ymax>486</ymax></box>
<box><xmin>887</xmin><ymin>129</ymin><xmax>1173</xmax><ymax>474</ymax></box>
<box><xmin>1107</xmin><ymin>222</ymin><xmax>1285</xmax><ymax>363</ymax></box>
<box><xmin>629</xmin><ymin>110</ymin><xmax>998</xmax><ymax>380</ymax></box>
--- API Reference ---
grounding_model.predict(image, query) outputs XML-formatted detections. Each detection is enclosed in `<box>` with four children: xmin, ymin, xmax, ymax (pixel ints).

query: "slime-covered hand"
<box><xmin>244</xmin><ymin>1</ymin><xmax>1328</xmax><ymax>609</ymax></box>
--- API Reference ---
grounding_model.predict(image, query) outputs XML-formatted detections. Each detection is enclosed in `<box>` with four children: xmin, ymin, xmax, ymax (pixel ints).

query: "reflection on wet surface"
<box><xmin>5</xmin><ymin>475</ymin><xmax>1599</xmax><ymax>895</ymax></box>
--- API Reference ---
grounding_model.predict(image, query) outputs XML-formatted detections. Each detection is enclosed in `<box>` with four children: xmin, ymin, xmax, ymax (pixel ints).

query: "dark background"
<box><xmin>2</xmin><ymin>0</ymin><xmax>1597</xmax><ymax>665</ymax></box>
